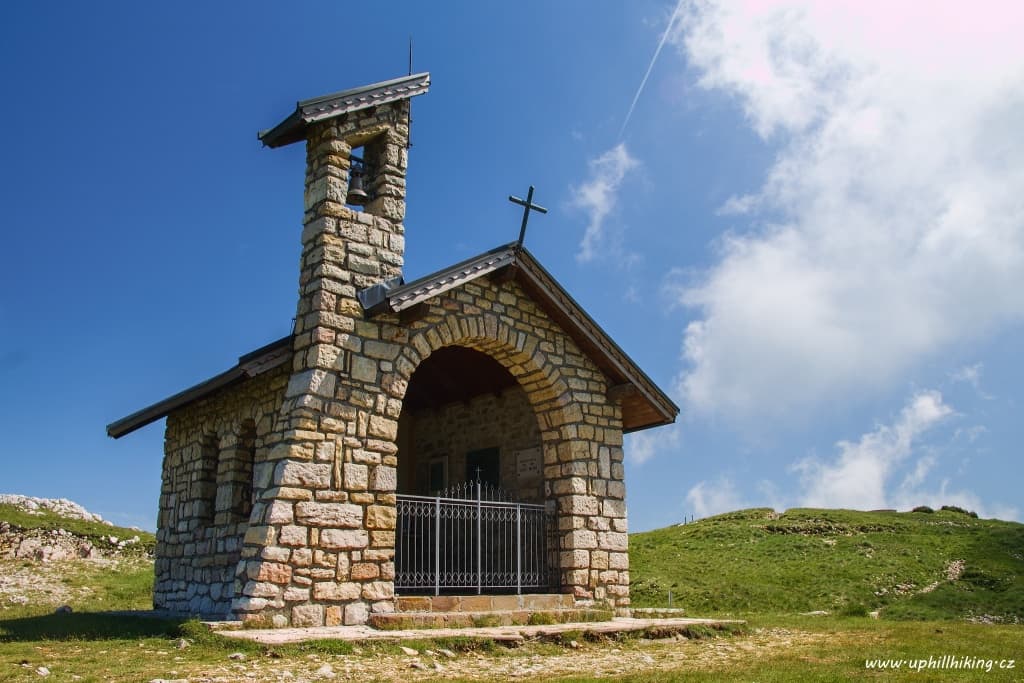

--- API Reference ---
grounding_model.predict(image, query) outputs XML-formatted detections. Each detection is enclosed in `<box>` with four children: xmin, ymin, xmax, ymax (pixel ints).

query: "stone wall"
<box><xmin>155</xmin><ymin>364</ymin><xmax>288</xmax><ymax>616</ymax></box>
<box><xmin>401</xmin><ymin>385</ymin><xmax>543</xmax><ymax>501</ymax></box>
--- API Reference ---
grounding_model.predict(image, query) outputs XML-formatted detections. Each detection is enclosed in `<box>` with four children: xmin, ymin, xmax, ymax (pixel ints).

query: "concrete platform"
<box><xmin>216</xmin><ymin>617</ymin><xmax>745</xmax><ymax>646</ymax></box>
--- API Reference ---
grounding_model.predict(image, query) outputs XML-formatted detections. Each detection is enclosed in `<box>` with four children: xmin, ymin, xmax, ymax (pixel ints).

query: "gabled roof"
<box><xmin>361</xmin><ymin>244</ymin><xmax>680</xmax><ymax>433</ymax></box>
<box><xmin>107</xmin><ymin>244</ymin><xmax>679</xmax><ymax>439</ymax></box>
<box><xmin>106</xmin><ymin>336</ymin><xmax>292</xmax><ymax>439</ymax></box>
<box><xmin>258</xmin><ymin>72</ymin><xmax>431</xmax><ymax>148</ymax></box>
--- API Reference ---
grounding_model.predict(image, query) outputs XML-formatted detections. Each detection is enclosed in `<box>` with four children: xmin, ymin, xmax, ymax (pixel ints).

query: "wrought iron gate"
<box><xmin>395</xmin><ymin>482</ymin><xmax>558</xmax><ymax>594</ymax></box>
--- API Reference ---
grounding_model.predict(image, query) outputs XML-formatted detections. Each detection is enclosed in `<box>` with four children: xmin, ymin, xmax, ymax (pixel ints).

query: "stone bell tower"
<box><xmin>228</xmin><ymin>74</ymin><xmax>430</xmax><ymax>627</ymax></box>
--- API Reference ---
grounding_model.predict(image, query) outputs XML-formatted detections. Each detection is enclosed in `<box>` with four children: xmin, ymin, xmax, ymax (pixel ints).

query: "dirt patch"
<box><xmin>146</xmin><ymin>628</ymin><xmax>831</xmax><ymax>682</ymax></box>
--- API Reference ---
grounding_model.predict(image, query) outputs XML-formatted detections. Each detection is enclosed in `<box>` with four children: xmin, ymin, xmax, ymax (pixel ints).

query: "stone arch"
<box><xmin>386</xmin><ymin>312</ymin><xmax>590</xmax><ymax>596</ymax></box>
<box><xmin>398</xmin><ymin>313</ymin><xmax>577</xmax><ymax>480</ymax></box>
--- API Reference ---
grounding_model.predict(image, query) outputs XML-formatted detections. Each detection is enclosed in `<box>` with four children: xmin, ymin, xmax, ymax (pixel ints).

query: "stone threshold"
<box><xmin>369</xmin><ymin>607</ymin><xmax>609</xmax><ymax>630</ymax></box>
<box><xmin>394</xmin><ymin>593</ymin><xmax>575</xmax><ymax>613</ymax></box>
<box><xmin>215</xmin><ymin>617</ymin><xmax>745</xmax><ymax>646</ymax></box>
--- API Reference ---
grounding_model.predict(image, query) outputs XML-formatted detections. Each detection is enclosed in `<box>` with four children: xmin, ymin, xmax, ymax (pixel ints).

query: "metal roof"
<box><xmin>359</xmin><ymin>244</ymin><xmax>680</xmax><ymax>433</ymax></box>
<box><xmin>106</xmin><ymin>336</ymin><xmax>292</xmax><ymax>439</ymax></box>
<box><xmin>258</xmin><ymin>72</ymin><xmax>431</xmax><ymax>148</ymax></box>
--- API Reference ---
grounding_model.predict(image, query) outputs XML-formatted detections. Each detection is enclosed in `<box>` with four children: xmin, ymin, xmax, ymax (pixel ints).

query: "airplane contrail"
<box><xmin>619</xmin><ymin>0</ymin><xmax>685</xmax><ymax>138</ymax></box>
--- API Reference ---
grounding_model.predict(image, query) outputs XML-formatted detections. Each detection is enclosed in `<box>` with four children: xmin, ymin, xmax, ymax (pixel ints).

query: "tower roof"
<box><xmin>258</xmin><ymin>72</ymin><xmax>431</xmax><ymax>148</ymax></box>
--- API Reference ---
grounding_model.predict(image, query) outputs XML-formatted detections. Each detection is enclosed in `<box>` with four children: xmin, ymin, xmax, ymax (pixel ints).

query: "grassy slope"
<box><xmin>0</xmin><ymin>503</ymin><xmax>156</xmax><ymax>554</ymax></box>
<box><xmin>0</xmin><ymin>505</ymin><xmax>1021</xmax><ymax>681</ymax></box>
<box><xmin>629</xmin><ymin>507</ymin><xmax>1024</xmax><ymax>621</ymax></box>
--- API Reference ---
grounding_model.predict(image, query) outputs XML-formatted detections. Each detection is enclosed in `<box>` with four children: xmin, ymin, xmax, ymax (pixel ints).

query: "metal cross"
<box><xmin>509</xmin><ymin>185</ymin><xmax>548</xmax><ymax>250</ymax></box>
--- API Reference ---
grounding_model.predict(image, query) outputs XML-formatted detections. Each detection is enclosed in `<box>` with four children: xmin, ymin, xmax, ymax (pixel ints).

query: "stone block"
<box><xmin>250</xmin><ymin>562</ymin><xmax>292</xmax><ymax>584</ymax></box>
<box><xmin>291</xmin><ymin>603</ymin><xmax>325</xmax><ymax>627</ymax></box>
<box><xmin>283</xmin><ymin>587</ymin><xmax>310</xmax><ymax>602</ymax></box>
<box><xmin>296</xmin><ymin>502</ymin><xmax>363</xmax><ymax>528</ymax></box>
<box><xmin>242</xmin><ymin>581</ymin><xmax>279</xmax><ymax>599</ymax></box>
<box><xmin>599</xmin><ymin>531</ymin><xmax>629</xmax><ymax>552</ymax></box>
<box><xmin>361</xmin><ymin>581</ymin><xmax>394</xmax><ymax>601</ymax></box>
<box><xmin>365</xmin><ymin>505</ymin><xmax>396</xmax><ymax>530</ymax></box>
<box><xmin>264</xmin><ymin>486</ymin><xmax>314</xmax><ymax>501</ymax></box>
<box><xmin>279</xmin><ymin>525</ymin><xmax>308</xmax><ymax>547</ymax></box>
<box><xmin>265</xmin><ymin>501</ymin><xmax>295</xmax><ymax>525</ymax></box>
<box><xmin>286</xmin><ymin>368</ymin><xmax>336</xmax><ymax>399</ymax></box>
<box><xmin>275</xmin><ymin>461</ymin><xmax>331</xmax><ymax>489</ymax></box>
<box><xmin>370</xmin><ymin>530</ymin><xmax>395</xmax><ymax>548</ymax></box>
<box><xmin>325</xmin><ymin>605</ymin><xmax>343</xmax><ymax>626</ymax></box>
<box><xmin>609</xmin><ymin>552</ymin><xmax>629</xmax><ymax>570</ymax></box>
<box><xmin>344</xmin><ymin>601</ymin><xmax>369</xmax><ymax>625</ymax></box>
<box><xmin>565</xmin><ymin>569</ymin><xmax>590</xmax><ymax>586</ymax></box>
<box><xmin>602</xmin><ymin>499</ymin><xmax>626</xmax><ymax>519</ymax></box>
<box><xmin>313</xmin><ymin>581</ymin><xmax>361</xmax><ymax>601</ymax></box>
<box><xmin>343</xmin><ymin>463</ymin><xmax>368</xmax><ymax>490</ymax></box>
<box><xmin>369</xmin><ymin>465</ymin><xmax>396</xmax><ymax>491</ymax></box>
<box><xmin>320</xmin><ymin>528</ymin><xmax>369</xmax><ymax>550</ymax></box>
<box><xmin>244</xmin><ymin>525</ymin><xmax>276</xmax><ymax>546</ymax></box>
<box><xmin>560</xmin><ymin>549</ymin><xmax>591</xmax><ymax>569</ymax></box>
<box><xmin>232</xmin><ymin>597</ymin><xmax>268</xmax><ymax>612</ymax></box>
<box><xmin>260</xmin><ymin>546</ymin><xmax>291</xmax><ymax>562</ymax></box>
<box><xmin>367</xmin><ymin>415</ymin><xmax>398</xmax><ymax>439</ymax></box>
<box><xmin>567</xmin><ymin>496</ymin><xmax>600</xmax><ymax>516</ymax></box>
<box><xmin>564</xmin><ymin>529</ymin><xmax>598</xmax><ymax>549</ymax></box>
<box><xmin>350</xmin><ymin>355</ymin><xmax>378</xmax><ymax>383</ymax></box>
<box><xmin>350</xmin><ymin>562</ymin><xmax>379</xmax><ymax>580</ymax></box>
<box><xmin>364</xmin><ymin>340</ymin><xmax>400</xmax><ymax>360</ymax></box>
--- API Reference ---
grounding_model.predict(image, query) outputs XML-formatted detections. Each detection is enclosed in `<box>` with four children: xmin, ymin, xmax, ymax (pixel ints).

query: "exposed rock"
<box><xmin>0</xmin><ymin>494</ymin><xmax>107</xmax><ymax>523</ymax></box>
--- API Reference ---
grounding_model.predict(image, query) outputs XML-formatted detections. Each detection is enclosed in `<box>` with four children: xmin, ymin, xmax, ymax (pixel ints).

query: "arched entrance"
<box><xmin>394</xmin><ymin>345</ymin><xmax>556</xmax><ymax>595</ymax></box>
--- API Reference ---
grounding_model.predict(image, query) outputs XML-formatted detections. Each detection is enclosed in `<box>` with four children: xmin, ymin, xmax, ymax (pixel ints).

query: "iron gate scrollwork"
<box><xmin>395</xmin><ymin>482</ymin><xmax>558</xmax><ymax>594</ymax></box>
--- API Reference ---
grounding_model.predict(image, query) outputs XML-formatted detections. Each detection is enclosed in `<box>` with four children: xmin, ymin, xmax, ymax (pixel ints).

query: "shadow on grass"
<box><xmin>0</xmin><ymin>612</ymin><xmax>187</xmax><ymax>642</ymax></box>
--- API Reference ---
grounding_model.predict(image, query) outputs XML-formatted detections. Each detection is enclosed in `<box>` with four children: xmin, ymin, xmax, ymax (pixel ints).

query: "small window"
<box><xmin>466</xmin><ymin>447</ymin><xmax>500</xmax><ymax>488</ymax></box>
<box><xmin>194</xmin><ymin>433</ymin><xmax>219</xmax><ymax>528</ymax></box>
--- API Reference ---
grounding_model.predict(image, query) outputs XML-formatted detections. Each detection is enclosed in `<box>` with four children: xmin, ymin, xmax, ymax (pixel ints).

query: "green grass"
<box><xmin>1</xmin><ymin>504</ymin><xmax>1020</xmax><ymax>680</ymax></box>
<box><xmin>630</xmin><ymin>507</ymin><xmax>1024</xmax><ymax>622</ymax></box>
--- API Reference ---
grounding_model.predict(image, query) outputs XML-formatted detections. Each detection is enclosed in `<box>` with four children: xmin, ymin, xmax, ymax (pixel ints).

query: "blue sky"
<box><xmin>1</xmin><ymin>1</ymin><xmax>1021</xmax><ymax>531</ymax></box>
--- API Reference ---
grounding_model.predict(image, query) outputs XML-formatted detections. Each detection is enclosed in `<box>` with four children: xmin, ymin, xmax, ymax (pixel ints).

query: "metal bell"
<box><xmin>346</xmin><ymin>169</ymin><xmax>369</xmax><ymax>205</ymax></box>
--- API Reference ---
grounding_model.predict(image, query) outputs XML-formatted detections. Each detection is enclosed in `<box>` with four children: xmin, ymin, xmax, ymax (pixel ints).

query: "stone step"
<box><xmin>369</xmin><ymin>607</ymin><xmax>612</xmax><ymax>630</ymax></box>
<box><xmin>394</xmin><ymin>593</ymin><xmax>575</xmax><ymax>613</ymax></box>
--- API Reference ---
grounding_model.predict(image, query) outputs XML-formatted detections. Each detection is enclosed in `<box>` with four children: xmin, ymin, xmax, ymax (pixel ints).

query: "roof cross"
<box><xmin>509</xmin><ymin>185</ymin><xmax>548</xmax><ymax>251</ymax></box>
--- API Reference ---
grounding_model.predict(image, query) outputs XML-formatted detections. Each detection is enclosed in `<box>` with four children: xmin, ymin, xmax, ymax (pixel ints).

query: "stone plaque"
<box><xmin>514</xmin><ymin>447</ymin><xmax>542</xmax><ymax>481</ymax></box>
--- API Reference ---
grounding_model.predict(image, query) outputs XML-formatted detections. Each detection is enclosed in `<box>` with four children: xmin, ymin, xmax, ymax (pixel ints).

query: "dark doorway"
<box><xmin>466</xmin><ymin>447</ymin><xmax>500</xmax><ymax>487</ymax></box>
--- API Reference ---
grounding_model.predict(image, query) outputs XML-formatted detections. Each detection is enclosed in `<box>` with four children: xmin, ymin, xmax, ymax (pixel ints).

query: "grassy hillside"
<box><xmin>630</xmin><ymin>507</ymin><xmax>1024</xmax><ymax>621</ymax></box>
<box><xmin>0</xmin><ymin>503</ymin><xmax>156</xmax><ymax>554</ymax></box>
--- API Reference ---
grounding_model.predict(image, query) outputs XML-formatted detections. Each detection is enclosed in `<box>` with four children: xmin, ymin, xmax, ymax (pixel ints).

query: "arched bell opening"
<box><xmin>396</xmin><ymin>346</ymin><xmax>544</xmax><ymax>502</ymax></box>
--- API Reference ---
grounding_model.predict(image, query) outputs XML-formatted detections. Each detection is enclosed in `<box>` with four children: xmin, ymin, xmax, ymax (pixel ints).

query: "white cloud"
<box><xmin>950</xmin><ymin>363</ymin><xmax>994</xmax><ymax>399</ymax></box>
<box><xmin>670</xmin><ymin>1</ymin><xmax>1024</xmax><ymax>420</ymax></box>
<box><xmin>571</xmin><ymin>143</ymin><xmax>639</xmax><ymax>262</ymax></box>
<box><xmin>794</xmin><ymin>391</ymin><xmax>953</xmax><ymax>509</ymax></box>
<box><xmin>625</xmin><ymin>423</ymin><xmax>681</xmax><ymax>465</ymax></box>
<box><xmin>685</xmin><ymin>476</ymin><xmax>748</xmax><ymax>518</ymax></box>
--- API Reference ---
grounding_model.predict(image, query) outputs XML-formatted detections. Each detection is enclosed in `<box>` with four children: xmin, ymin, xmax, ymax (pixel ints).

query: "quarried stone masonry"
<box><xmin>108</xmin><ymin>72</ymin><xmax>678</xmax><ymax>627</ymax></box>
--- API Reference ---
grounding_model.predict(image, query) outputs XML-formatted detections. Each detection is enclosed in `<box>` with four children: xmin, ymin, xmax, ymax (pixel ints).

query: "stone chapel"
<box><xmin>107</xmin><ymin>72</ymin><xmax>678</xmax><ymax>628</ymax></box>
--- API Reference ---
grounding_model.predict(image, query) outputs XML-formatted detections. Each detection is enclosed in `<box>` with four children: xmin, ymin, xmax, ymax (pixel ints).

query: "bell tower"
<box><xmin>233</xmin><ymin>74</ymin><xmax>429</xmax><ymax>627</ymax></box>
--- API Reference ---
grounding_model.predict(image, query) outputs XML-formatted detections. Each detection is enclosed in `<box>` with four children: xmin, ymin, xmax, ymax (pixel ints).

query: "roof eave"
<box><xmin>106</xmin><ymin>335</ymin><xmax>292</xmax><ymax>439</ymax></box>
<box><xmin>259</xmin><ymin>72</ymin><xmax>431</xmax><ymax>149</ymax></box>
